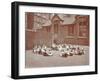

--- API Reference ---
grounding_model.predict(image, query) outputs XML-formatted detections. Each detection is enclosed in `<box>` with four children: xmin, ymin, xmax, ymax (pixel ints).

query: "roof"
<box><xmin>51</xmin><ymin>14</ymin><xmax>63</xmax><ymax>22</ymax></box>
<box><xmin>42</xmin><ymin>14</ymin><xmax>76</xmax><ymax>26</ymax></box>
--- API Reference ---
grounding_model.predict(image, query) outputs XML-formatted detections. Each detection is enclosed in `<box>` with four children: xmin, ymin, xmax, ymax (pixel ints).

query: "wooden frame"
<box><xmin>11</xmin><ymin>1</ymin><xmax>98</xmax><ymax>79</ymax></box>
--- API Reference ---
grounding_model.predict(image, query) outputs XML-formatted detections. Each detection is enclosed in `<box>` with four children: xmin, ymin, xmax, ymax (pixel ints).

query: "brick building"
<box><xmin>25</xmin><ymin>12</ymin><xmax>89</xmax><ymax>50</ymax></box>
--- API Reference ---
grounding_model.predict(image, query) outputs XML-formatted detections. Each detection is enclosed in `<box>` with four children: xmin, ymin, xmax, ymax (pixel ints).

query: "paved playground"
<box><xmin>25</xmin><ymin>46</ymin><xmax>89</xmax><ymax>68</ymax></box>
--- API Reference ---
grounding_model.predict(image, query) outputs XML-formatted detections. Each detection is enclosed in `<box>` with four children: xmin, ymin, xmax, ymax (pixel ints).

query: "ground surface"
<box><xmin>25</xmin><ymin>46</ymin><xmax>89</xmax><ymax>68</ymax></box>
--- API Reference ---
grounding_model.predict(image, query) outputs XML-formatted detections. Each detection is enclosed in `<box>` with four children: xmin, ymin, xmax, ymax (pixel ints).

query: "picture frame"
<box><xmin>11</xmin><ymin>1</ymin><xmax>98</xmax><ymax>79</ymax></box>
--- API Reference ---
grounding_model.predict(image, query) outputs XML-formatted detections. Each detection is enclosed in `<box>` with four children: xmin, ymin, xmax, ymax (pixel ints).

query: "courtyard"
<box><xmin>25</xmin><ymin>46</ymin><xmax>89</xmax><ymax>68</ymax></box>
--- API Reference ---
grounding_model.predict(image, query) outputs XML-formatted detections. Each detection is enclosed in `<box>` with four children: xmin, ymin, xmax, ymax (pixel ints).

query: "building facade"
<box><xmin>25</xmin><ymin>12</ymin><xmax>89</xmax><ymax>50</ymax></box>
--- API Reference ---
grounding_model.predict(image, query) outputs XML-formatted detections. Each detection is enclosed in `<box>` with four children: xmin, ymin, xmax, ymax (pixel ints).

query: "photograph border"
<box><xmin>11</xmin><ymin>1</ymin><xmax>98</xmax><ymax>79</ymax></box>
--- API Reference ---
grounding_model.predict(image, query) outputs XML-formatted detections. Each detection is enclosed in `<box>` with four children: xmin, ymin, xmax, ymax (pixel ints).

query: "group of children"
<box><xmin>32</xmin><ymin>44</ymin><xmax>85</xmax><ymax>57</ymax></box>
<box><xmin>33</xmin><ymin>45</ymin><xmax>53</xmax><ymax>56</ymax></box>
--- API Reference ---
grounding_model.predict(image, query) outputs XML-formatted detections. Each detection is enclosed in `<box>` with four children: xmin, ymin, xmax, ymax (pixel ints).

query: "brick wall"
<box><xmin>25</xmin><ymin>31</ymin><xmax>35</xmax><ymax>50</ymax></box>
<box><xmin>25</xmin><ymin>14</ymin><xmax>89</xmax><ymax>50</ymax></box>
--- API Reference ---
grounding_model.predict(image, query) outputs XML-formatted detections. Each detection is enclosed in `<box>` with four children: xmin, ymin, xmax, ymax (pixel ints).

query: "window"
<box><xmin>46</xmin><ymin>27</ymin><xmax>50</xmax><ymax>32</ymax></box>
<box><xmin>68</xmin><ymin>26</ymin><xmax>74</xmax><ymax>36</ymax></box>
<box><xmin>79</xmin><ymin>26</ymin><xmax>87</xmax><ymax>37</ymax></box>
<box><xmin>54</xmin><ymin>23</ymin><xmax>58</xmax><ymax>33</ymax></box>
<box><xmin>78</xmin><ymin>21</ymin><xmax>88</xmax><ymax>37</ymax></box>
<box><xmin>79</xmin><ymin>21</ymin><xmax>87</xmax><ymax>26</ymax></box>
